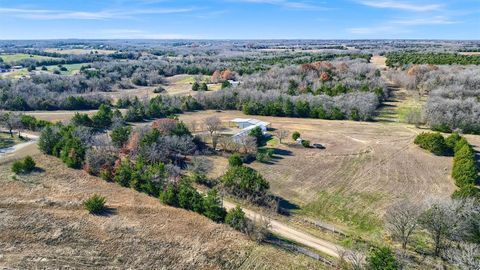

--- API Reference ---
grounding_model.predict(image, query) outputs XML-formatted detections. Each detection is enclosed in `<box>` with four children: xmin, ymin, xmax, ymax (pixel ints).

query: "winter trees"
<box><xmin>385</xmin><ymin>200</ymin><xmax>422</xmax><ymax>250</ymax></box>
<box><xmin>204</xmin><ymin>116</ymin><xmax>222</xmax><ymax>149</ymax></box>
<box><xmin>273</xmin><ymin>129</ymin><xmax>289</xmax><ymax>144</ymax></box>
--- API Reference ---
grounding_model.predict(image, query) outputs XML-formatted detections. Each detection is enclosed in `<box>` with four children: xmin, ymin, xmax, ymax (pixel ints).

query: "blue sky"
<box><xmin>0</xmin><ymin>0</ymin><xmax>479</xmax><ymax>39</ymax></box>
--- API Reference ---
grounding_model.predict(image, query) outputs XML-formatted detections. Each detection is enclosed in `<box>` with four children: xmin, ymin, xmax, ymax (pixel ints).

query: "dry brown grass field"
<box><xmin>23</xmin><ymin>110</ymin><xmax>99</xmax><ymax>123</ymax></box>
<box><xmin>178</xmin><ymin>110</ymin><xmax>473</xmax><ymax>236</ymax></box>
<box><xmin>370</xmin><ymin>55</ymin><xmax>387</xmax><ymax>69</ymax></box>
<box><xmin>0</xmin><ymin>153</ymin><xmax>326</xmax><ymax>269</ymax></box>
<box><xmin>458</xmin><ymin>52</ymin><xmax>480</xmax><ymax>55</ymax></box>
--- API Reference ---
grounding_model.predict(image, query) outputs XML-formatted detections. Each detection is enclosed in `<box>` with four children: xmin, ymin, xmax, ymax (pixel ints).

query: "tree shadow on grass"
<box><xmin>33</xmin><ymin>167</ymin><xmax>45</xmax><ymax>173</ymax></box>
<box><xmin>273</xmin><ymin>148</ymin><xmax>293</xmax><ymax>156</ymax></box>
<box><xmin>274</xmin><ymin>196</ymin><xmax>300</xmax><ymax>216</ymax></box>
<box><xmin>95</xmin><ymin>207</ymin><xmax>117</xmax><ymax>217</ymax></box>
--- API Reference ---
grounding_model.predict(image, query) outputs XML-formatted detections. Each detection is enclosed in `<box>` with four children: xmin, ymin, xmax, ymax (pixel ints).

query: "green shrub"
<box><xmin>113</xmin><ymin>159</ymin><xmax>133</xmax><ymax>187</ymax></box>
<box><xmin>221</xmin><ymin>165</ymin><xmax>269</xmax><ymax>203</ymax></box>
<box><xmin>38</xmin><ymin>126</ymin><xmax>60</xmax><ymax>155</ymax></box>
<box><xmin>84</xmin><ymin>194</ymin><xmax>107</xmax><ymax>214</ymax></box>
<box><xmin>366</xmin><ymin>246</ymin><xmax>398</xmax><ymax>270</ymax></box>
<box><xmin>11</xmin><ymin>156</ymin><xmax>36</xmax><ymax>174</ymax></box>
<box><xmin>454</xmin><ymin>137</ymin><xmax>471</xmax><ymax>153</ymax></box>
<box><xmin>203</xmin><ymin>189</ymin><xmax>227</xmax><ymax>222</ymax></box>
<box><xmin>110</xmin><ymin>125</ymin><xmax>132</xmax><ymax>148</ymax></box>
<box><xmin>256</xmin><ymin>152</ymin><xmax>267</xmax><ymax>162</ymax></box>
<box><xmin>452</xmin><ymin>184</ymin><xmax>478</xmax><ymax>199</ymax></box>
<box><xmin>11</xmin><ymin>161</ymin><xmax>24</xmax><ymax>174</ymax></box>
<box><xmin>228</xmin><ymin>153</ymin><xmax>243</xmax><ymax>167</ymax></box>
<box><xmin>249</xmin><ymin>126</ymin><xmax>264</xmax><ymax>146</ymax></box>
<box><xmin>221</xmin><ymin>80</ymin><xmax>231</xmax><ymax>89</ymax></box>
<box><xmin>445</xmin><ymin>132</ymin><xmax>461</xmax><ymax>149</ymax></box>
<box><xmin>301</xmin><ymin>140</ymin><xmax>310</xmax><ymax>148</ymax></box>
<box><xmin>177</xmin><ymin>179</ymin><xmax>204</xmax><ymax>213</ymax></box>
<box><xmin>160</xmin><ymin>185</ymin><xmax>178</xmax><ymax>206</ymax></box>
<box><xmin>192</xmin><ymin>82</ymin><xmax>200</xmax><ymax>91</ymax></box>
<box><xmin>60</xmin><ymin>137</ymin><xmax>85</xmax><ymax>168</ymax></box>
<box><xmin>431</xmin><ymin>123</ymin><xmax>452</xmax><ymax>133</ymax></box>
<box><xmin>23</xmin><ymin>156</ymin><xmax>36</xmax><ymax>172</ymax></box>
<box><xmin>451</xmin><ymin>137</ymin><xmax>479</xmax><ymax>197</ymax></box>
<box><xmin>292</xmin><ymin>131</ymin><xmax>301</xmax><ymax>141</ymax></box>
<box><xmin>199</xmin><ymin>82</ymin><xmax>208</xmax><ymax>91</ymax></box>
<box><xmin>452</xmin><ymin>155</ymin><xmax>478</xmax><ymax>187</ymax></box>
<box><xmin>256</xmin><ymin>149</ymin><xmax>274</xmax><ymax>163</ymax></box>
<box><xmin>225</xmin><ymin>206</ymin><xmax>247</xmax><ymax>231</ymax></box>
<box><xmin>91</xmin><ymin>104</ymin><xmax>113</xmax><ymax>129</ymax></box>
<box><xmin>414</xmin><ymin>132</ymin><xmax>449</xmax><ymax>156</ymax></box>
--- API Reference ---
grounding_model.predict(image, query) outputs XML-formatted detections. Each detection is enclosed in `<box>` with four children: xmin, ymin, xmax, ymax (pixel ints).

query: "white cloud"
<box><xmin>359</xmin><ymin>1</ymin><xmax>443</xmax><ymax>12</ymax></box>
<box><xmin>348</xmin><ymin>26</ymin><xmax>396</xmax><ymax>34</ymax></box>
<box><xmin>98</xmin><ymin>29</ymin><xmax>197</xmax><ymax>39</ymax></box>
<box><xmin>0</xmin><ymin>7</ymin><xmax>194</xmax><ymax>20</ymax></box>
<box><xmin>348</xmin><ymin>15</ymin><xmax>457</xmax><ymax>36</ymax></box>
<box><xmin>391</xmin><ymin>16</ymin><xmax>457</xmax><ymax>25</ymax></box>
<box><xmin>238</xmin><ymin>0</ymin><xmax>327</xmax><ymax>10</ymax></box>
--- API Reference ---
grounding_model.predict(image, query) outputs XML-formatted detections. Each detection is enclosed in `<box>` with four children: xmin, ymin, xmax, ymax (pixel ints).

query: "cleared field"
<box><xmin>23</xmin><ymin>110</ymin><xmax>99</xmax><ymax>123</ymax></box>
<box><xmin>370</xmin><ymin>55</ymin><xmax>387</xmax><ymax>69</ymax></box>
<box><xmin>163</xmin><ymin>74</ymin><xmax>222</xmax><ymax>96</ymax></box>
<box><xmin>43</xmin><ymin>63</ymin><xmax>90</xmax><ymax>75</ymax></box>
<box><xmin>0</xmin><ymin>152</ymin><xmax>326</xmax><ymax>269</ymax></box>
<box><xmin>44</xmin><ymin>48</ymin><xmax>117</xmax><ymax>55</ymax></box>
<box><xmin>458</xmin><ymin>52</ymin><xmax>480</xmax><ymax>55</ymax></box>
<box><xmin>178</xmin><ymin>110</ymin><xmax>458</xmax><ymax>235</ymax></box>
<box><xmin>0</xmin><ymin>53</ymin><xmax>59</xmax><ymax>63</ymax></box>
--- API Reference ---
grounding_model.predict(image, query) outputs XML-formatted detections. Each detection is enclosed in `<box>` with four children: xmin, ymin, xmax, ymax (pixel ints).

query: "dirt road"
<box><xmin>222</xmin><ymin>200</ymin><xmax>343</xmax><ymax>258</ymax></box>
<box><xmin>0</xmin><ymin>132</ymin><xmax>39</xmax><ymax>164</ymax></box>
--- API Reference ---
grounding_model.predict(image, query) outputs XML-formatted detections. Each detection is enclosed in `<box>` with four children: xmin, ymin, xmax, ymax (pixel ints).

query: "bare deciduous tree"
<box><xmin>419</xmin><ymin>198</ymin><xmax>476</xmax><ymax>257</ymax></box>
<box><xmin>0</xmin><ymin>112</ymin><xmax>22</xmax><ymax>138</ymax></box>
<box><xmin>385</xmin><ymin>200</ymin><xmax>423</xmax><ymax>250</ymax></box>
<box><xmin>204</xmin><ymin>116</ymin><xmax>222</xmax><ymax>149</ymax></box>
<box><xmin>188</xmin><ymin>156</ymin><xmax>212</xmax><ymax>175</ymax></box>
<box><xmin>189</xmin><ymin>120</ymin><xmax>197</xmax><ymax>133</ymax></box>
<box><xmin>238</xmin><ymin>135</ymin><xmax>257</xmax><ymax>154</ymax></box>
<box><xmin>447</xmin><ymin>242</ymin><xmax>480</xmax><ymax>269</ymax></box>
<box><xmin>274</xmin><ymin>129</ymin><xmax>289</xmax><ymax>144</ymax></box>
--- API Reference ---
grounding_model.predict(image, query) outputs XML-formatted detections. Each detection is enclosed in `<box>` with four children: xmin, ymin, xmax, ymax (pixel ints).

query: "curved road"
<box><xmin>222</xmin><ymin>200</ymin><xmax>343</xmax><ymax>258</ymax></box>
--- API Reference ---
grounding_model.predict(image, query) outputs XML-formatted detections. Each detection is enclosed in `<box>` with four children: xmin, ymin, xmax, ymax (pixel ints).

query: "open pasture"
<box><xmin>178</xmin><ymin>110</ymin><xmax>459</xmax><ymax>234</ymax></box>
<box><xmin>163</xmin><ymin>74</ymin><xmax>222</xmax><ymax>96</ymax></box>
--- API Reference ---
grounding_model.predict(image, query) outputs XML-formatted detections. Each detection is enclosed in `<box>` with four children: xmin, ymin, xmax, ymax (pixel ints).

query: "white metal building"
<box><xmin>230</xmin><ymin>118</ymin><xmax>270</xmax><ymax>142</ymax></box>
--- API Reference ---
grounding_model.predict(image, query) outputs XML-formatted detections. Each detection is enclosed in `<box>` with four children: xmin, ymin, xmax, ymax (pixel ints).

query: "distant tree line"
<box><xmin>386</xmin><ymin>52</ymin><xmax>480</xmax><ymax>66</ymax></box>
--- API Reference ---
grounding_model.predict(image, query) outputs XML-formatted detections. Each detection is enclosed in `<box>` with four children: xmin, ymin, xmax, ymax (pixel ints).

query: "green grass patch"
<box><xmin>266</xmin><ymin>136</ymin><xmax>280</xmax><ymax>147</ymax></box>
<box><xmin>0</xmin><ymin>53</ymin><xmax>59</xmax><ymax>63</ymax></box>
<box><xmin>397</xmin><ymin>101</ymin><xmax>423</xmax><ymax>123</ymax></box>
<box><xmin>44</xmin><ymin>63</ymin><xmax>89</xmax><ymax>75</ymax></box>
<box><xmin>299</xmin><ymin>190</ymin><xmax>383</xmax><ymax>234</ymax></box>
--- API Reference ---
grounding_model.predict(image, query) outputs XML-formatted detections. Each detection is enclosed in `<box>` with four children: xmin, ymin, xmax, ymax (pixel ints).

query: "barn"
<box><xmin>230</xmin><ymin>118</ymin><xmax>270</xmax><ymax>142</ymax></box>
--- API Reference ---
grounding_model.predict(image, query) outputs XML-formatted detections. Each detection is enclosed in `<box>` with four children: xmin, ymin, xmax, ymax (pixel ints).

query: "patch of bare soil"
<box><xmin>371</xmin><ymin>55</ymin><xmax>387</xmax><ymax>69</ymax></box>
